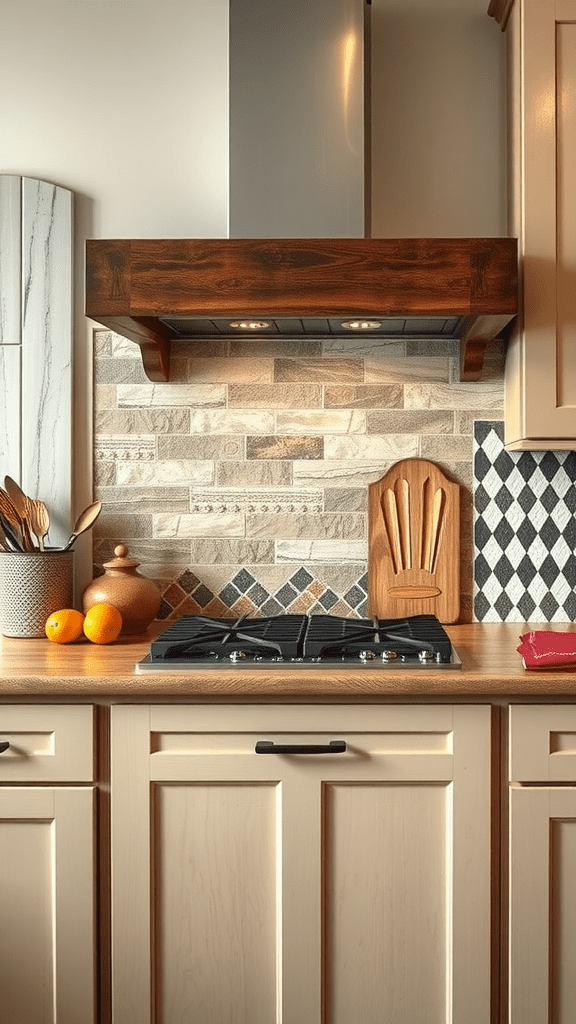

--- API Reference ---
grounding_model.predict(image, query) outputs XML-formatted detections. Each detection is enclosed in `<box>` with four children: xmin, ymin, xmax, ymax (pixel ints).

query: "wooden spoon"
<box><xmin>4</xmin><ymin>476</ymin><xmax>34</xmax><ymax>550</ymax></box>
<box><xmin>0</xmin><ymin>487</ymin><xmax>21</xmax><ymax>529</ymax></box>
<box><xmin>63</xmin><ymin>501</ymin><xmax>102</xmax><ymax>551</ymax></box>
<box><xmin>27</xmin><ymin>498</ymin><xmax>50</xmax><ymax>551</ymax></box>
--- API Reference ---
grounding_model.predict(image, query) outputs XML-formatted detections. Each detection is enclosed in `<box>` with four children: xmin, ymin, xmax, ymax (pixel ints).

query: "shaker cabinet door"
<box><xmin>111</xmin><ymin>703</ymin><xmax>492</xmax><ymax>1024</ymax></box>
<box><xmin>0</xmin><ymin>787</ymin><xmax>96</xmax><ymax>1024</ymax></box>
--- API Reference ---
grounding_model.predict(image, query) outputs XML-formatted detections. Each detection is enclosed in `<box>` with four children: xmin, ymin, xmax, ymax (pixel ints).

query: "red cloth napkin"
<box><xmin>517</xmin><ymin>630</ymin><xmax>576</xmax><ymax>670</ymax></box>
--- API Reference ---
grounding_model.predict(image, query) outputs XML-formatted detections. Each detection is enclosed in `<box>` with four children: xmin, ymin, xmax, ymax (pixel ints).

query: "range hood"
<box><xmin>85</xmin><ymin>0</ymin><xmax>517</xmax><ymax>383</ymax></box>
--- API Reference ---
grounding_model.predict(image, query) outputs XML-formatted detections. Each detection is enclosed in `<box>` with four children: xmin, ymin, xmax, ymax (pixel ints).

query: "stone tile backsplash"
<box><xmin>93</xmin><ymin>329</ymin><xmax>508</xmax><ymax>622</ymax></box>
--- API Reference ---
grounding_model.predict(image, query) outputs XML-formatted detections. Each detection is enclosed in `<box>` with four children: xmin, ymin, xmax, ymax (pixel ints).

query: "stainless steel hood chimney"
<box><xmin>85</xmin><ymin>0</ymin><xmax>517</xmax><ymax>383</ymax></box>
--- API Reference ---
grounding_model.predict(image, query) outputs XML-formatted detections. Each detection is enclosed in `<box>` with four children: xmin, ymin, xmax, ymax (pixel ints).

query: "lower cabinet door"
<box><xmin>0</xmin><ymin>787</ymin><xmax>96</xmax><ymax>1024</ymax></box>
<box><xmin>510</xmin><ymin>787</ymin><xmax>576</xmax><ymax>1024</ymax></box>
<box><xmin>111</xmin><ymin>704</ymin><xmax>492</xmax><ymax>1024</ymax></box>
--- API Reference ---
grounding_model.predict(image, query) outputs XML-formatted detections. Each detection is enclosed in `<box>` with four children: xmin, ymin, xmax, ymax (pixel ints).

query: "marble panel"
<box><xmin>116</xmin><ymin>461</ymin><xmax>214</xmax><ymax>486</ymax></box>
<box><xmin>190</xmin><ymin>410</ymin><xmax>274</xmax><ymax>434</ymax></box>
<box><xmin>95</xmin><ymin>435</ymin><xmax>156</xmax><ymax>462</ymax></box>
<box><xmin>157</xmin><ymin>435</ymin><xmax>244</xmax><ymax>460</ymax></box>
<box><xmin>405</xmin><ymin>381</ymin><xmax>504</xmax><ymax>410</ymax></box>
<box><xmin>182</xmin><ymin>357</ymin><xmax>273</xmax><ymax>382</ymax></box>
<box><xmin>365</xmin><ymin>356</ymin><xmax>449</xmax><ymax>383</ymax></box>
<box><xmin>21</xmin><ymin>178</ymin><xmax>73</xmax><ymax>544</ymax></box>
<box><xmin>323</xmin><ymin>488</ymin><xmax>366</xmax><ymax>512</ymax></box>
<box><xmin>0</xmin><ymin>344</ymin><xmax>20</xmax><ymax>480</ymax></box>
<box><xmin>324</xmin><ymin>384</ymin><xmax>403</xmax><ymax>408</ymax></box>
<box><xmin>246</xmin><ymin>513</ymin><xmax>365</xmax><ymax>539</ymax></box>
<box><xmin>246</xmin><ymin>435</ymin><xmax>323</xmax><ymax>460</ymax></box>
<box><xmin>420</xmin><ymin>435</ymin><xmax>474</xmax><ymax>462</ymax></box>
<box><xmin>229</xmin><ymin>383</ymin><xmax>322</xmax><ymax>408</ymax></box>
<box><xmin>323</xmin><ymin>434</ymin><xmax>419</xmax><ymax>460</ymax></box>
<box><xmin>155</xmin><ymin>513</ymin><xmax>245</xmax><ymax>538</ymax></box>
<box><xmin>275</xmin><ymin>409</ymin><xmax>365</xmax><ymax>433</ymax></box>
<box><xmin>0</xmin><ymin>175</ymin><xmax>21</xmax><ymax>346</ymax></box>
<box><xmin>276</xmin><ymin>539</ymin><xmax>367</xmax><ymax>562</ymax></box>
<box><xmin>190</xmin><ymin>489</ymin><xmax>322</xmax><ymax>513</ymax></box>
<box><xmin>95</xmin><ymin>409</ymin><xmax>190</xmax><ymax>434</ymax></box>
<box><xmin>366</xmin><ymin>409</ymin><xmax>454</xmax><ymax>434</ymax></box>
<box><xmin>274</xmin><ymin>357</ymin><xmax>363</xmax><ymax>383</ymax></box>
<box><xmin>117</xmin><ymin>383</ymin><xmax>226</xmax><ymax>408</ymax></box>
<box><xmin>189</xmin><ymin>539</ymin><xmax>275</xmax><ymax>563</ymax></box>
<box><xmin>217</xmin><ymin>461</ymin><xmax>292</xmax><ymax>486</ymax></box>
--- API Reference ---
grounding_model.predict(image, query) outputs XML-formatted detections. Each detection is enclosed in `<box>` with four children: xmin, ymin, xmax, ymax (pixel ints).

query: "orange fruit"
<box><xmin>45</xmin><ymin>608</ymin><xmax>85</xmax><ymax>644</ymax></box>
<box><xmin>83</xmin><ymin>602</ymin><xmax>123</xmax><ymax>644</ymax></box>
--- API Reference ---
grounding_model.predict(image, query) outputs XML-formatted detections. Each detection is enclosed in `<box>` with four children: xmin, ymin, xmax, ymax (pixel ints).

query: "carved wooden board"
<box><xmin>368</xmin><ymin>459</ymin><xmax>460</xmax><ymax>623</ymax></box>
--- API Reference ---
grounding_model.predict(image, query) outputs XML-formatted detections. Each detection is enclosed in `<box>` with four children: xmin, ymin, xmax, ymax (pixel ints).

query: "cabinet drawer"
<box><xmin>0</xmin><ymin>705</ymin><xmax>94</xmax><ymax>782</ymax></box>
<box><xmin>509</xmin><ymin>704</ymin><xmax>576</xmax><ymax>782</ymax></box>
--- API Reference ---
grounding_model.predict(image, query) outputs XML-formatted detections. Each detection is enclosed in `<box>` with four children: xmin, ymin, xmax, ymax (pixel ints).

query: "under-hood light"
<box><xmin>342</xmin><ymin>320</ymin><xmax>383</xmax><ymax>330</ymax></box>
<box><xmin>229</xmin><ymin>320</ymin><xmax>270</xmax><ymax>330</ymax></box>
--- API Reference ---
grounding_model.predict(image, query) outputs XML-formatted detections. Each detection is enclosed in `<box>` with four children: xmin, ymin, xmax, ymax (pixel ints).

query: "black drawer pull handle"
<box><xmin>255</xmin><ymin>739</ymin><xmax>346</xmax><ymax>755</ymax></box>
<box><xmin>0</xmin><ymin>741</ymin><xmax>10</xmax><ymax>754</ymax></box>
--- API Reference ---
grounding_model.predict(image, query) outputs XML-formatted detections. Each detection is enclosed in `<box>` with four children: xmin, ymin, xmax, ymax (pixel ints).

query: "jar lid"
<box><xmin>103</xmin><ymin>544</ymin><xmax>140</xmax><ymax>569</ymax></box>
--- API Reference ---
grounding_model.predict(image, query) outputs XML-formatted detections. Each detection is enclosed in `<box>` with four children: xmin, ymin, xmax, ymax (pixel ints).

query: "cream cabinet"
<box><xmin>111</xmin><ymin>703</ymin><xmax>492</xmax><ymax>1024</ymax></box>
<box><xmin>509</xmin><ymin>704</ymin><xmax>576</xmax><ymax>1023</ymax></box>
<box><xmin>0</xmin><ymin>705</ymin><xmax>96</xmax><ymax>1024</ymax></box>
<box><xmin>503</xmin><ymin>0</ymin><xmax>576</xmax><ymax>449</ymax></box>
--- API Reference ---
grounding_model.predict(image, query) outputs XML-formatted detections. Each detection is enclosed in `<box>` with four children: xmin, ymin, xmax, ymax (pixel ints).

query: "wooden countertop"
<box><xmin>1</xmin><ymin>621</ymin><xmax>576</xmax><ymax>699</ymax></box>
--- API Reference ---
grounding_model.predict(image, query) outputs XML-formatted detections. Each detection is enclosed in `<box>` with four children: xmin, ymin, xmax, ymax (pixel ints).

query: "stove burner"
<box><xmin>148</xmin><ymin>612</ymin><xmax>456</xmax><ymax>667</ymax></box>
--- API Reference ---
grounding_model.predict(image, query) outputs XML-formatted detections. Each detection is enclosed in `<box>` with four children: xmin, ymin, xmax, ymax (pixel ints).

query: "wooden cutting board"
<box><xmin>368</xmin><ymin>458</ymin><xmax>460</xmax><ymax>623</ymax></box>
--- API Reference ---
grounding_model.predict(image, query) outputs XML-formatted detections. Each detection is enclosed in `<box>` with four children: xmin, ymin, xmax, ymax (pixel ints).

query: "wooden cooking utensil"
<box><xmin>63</xmin><ymin>501</ymin><xmax>102</xmax><ymax>551</ymax></box>
<box><xmin>368</xmin><ymin>458</ymin><xmax>460</xmax><ymax>623</ymax></box>
<box><xmin>27</xmin><ymin>498</ymin><xmax>50</xmax><ymax>551</ymax></box>
<box><xmin>2</xmin><ymin>478</ymin><xmax>34</xmax><ymax>550</ymax></box>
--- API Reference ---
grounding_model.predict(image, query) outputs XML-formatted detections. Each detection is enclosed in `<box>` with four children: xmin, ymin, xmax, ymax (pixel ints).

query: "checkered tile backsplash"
<box><xmin>473</xmin><ymin>422</ymin><xmax>576</xmax><ymax>622</ymax></box>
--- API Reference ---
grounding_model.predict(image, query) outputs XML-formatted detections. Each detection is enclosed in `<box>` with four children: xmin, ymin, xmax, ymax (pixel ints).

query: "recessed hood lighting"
<box><xmin>228</xmin><ymin>320</ymin><xmax>270</xmax><ymax>330</ymax></box>
<box><xmin>342</xmin><ymin>320</ymin><xmax>382</xmax><ymax>331</ymax></box>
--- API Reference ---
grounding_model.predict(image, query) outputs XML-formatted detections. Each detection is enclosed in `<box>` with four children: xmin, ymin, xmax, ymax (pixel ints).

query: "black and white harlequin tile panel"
<box><xmin>473</xmin><ymin>422</ymin><xmax>576</xmax><ymax>621</ymax></box>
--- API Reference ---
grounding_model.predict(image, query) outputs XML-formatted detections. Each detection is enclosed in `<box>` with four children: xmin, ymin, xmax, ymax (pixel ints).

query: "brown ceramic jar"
<box><xmin>82</xmin><ymin>544</ymin><xmax>161</xmax><ymax>634</ymax></box>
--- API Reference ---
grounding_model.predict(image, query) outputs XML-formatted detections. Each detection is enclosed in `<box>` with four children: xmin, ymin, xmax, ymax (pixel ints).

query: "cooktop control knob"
<box><xmin>229</xmin><ymin>650</ymin><xmax>246</xmax><ymax>662</ymax></box>
<box><xmin>418</xmin><ymin>649</ymin><xmax>434</xmax><ymax>662</ymax></box>
<box><xmin>358</xmin><ymin>649</ymin><xmax>376</xmax><ymax>662</ymax></box>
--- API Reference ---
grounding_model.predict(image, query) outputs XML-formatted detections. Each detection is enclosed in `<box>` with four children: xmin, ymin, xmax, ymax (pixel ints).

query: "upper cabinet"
<box><xmin>491</xmin><ymin>0</ymin><xmax>576</xmax><ymax>450</ymax></box>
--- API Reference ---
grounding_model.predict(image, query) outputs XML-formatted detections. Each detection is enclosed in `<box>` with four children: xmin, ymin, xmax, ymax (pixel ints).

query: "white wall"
<box><xmin>0</xmin><ymin>0</ymin><xmax>229</xmax><ymax>592</ymax></box>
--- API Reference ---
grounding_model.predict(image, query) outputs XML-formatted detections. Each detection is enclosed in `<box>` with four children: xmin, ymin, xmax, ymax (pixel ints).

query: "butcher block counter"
<box><xmin>1</xmin><ymin>620</ymin><xmax>576</xmax><ymax>698</ymax></box>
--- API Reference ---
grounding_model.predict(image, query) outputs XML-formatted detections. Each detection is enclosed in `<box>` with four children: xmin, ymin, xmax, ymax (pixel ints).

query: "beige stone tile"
<box><xmin>190</xmin><ymin>489</ymin><xmax>322</xmax><ymax>513</ymax></box>
<box><xmin>405</xmin><ymin>339</ymin><xmax>459</xmax><ymax>357</ymax></box>
<box><xmin>247</xmin><ymin>435</ymin><xmax>323</xmax><ymax>460</ymax></box>
<box><xmin>366</xmin><ymin>409</ymin><xmax>454</xmax><ymax>434</ymax></box>
<box><xmin>230</xmin><ymin>340</ymin><xmax>323</xmax><ymax>358</ymax></box>
<box><xmin>318</xmin><ymin>565</ymin><xmax>368</xmax><ymax>592</ymax></box>
<box><xmin>172</xmin><ymin>339</ymin><xmax>231</xmax><ymax>359</ymax></box>
<box><xmin>93</xmin><ymin>513</ymin><xmax>153</xmax><ymax>539</ymax></box>
<box><xmin>323</xmin><ymin>488</ymin><xmax>366</xmax><ymax>513</ymax></box>
<box><xmin>405</xmin><ymin>381</ymin><xmax>504</xmax><ymax>410</ymax></box>
<box><xmin>420</xmin><ymin>435</ymin><xmax>474</xmax><ymax>462</ymax></box>
<box><xmin>95</xmin><ymin>408</ymin><xmax>190</xmax><ymax>434</ymax></box>
<box><xmin>456</xmin><ymin>411</ymin><xmax>504</xmax><ymax>434</ymax></box>
<box><xmin>217</xmin><ymin>461</ymin><xmax>292</xmax><ymax>487</ymax></box>
<box><xmin>324</xmin><ymin>385</ymin><xmax>403</xmax><ymax>408</ymax></box>
<box><xmin>190</xmin><ymin>539</ymin><xmax>275</xmax><ymax>563</ymax></box>
<box><xmin>322</xmin><ymin>338</ymin><xmax>405</xmax><ymax>357</ymax></box>
<box><xmin>95</xmin><ymin>359</ymin><xmax>149</xmax><ymax>385</ymax></box>
<box><xmin>109</xmin><ymin>333</ymin><xmax>140</xmax><ymax>359</ymax></box>
<box><xmin>365</xmin><ymin>356</ymin><xmax>449</xmax><ymax>383</ymax></box>
<box><xmin>293</xmin><ymin>460</ymin><xmax>401</xmax><ymax>487</ymax></box>
<box><xmin>190</xmin><ymin>409</ymin><xmax>274</xmax><ymax>434</ymax></box>
<box><xmin>158</xmin><ymin>435</ymin><xmax>244</xmax><ymax>460</ymax></box>
<box><xmin>276</xmin><ymin>539</ymin><xmax>367</xmax><ymax>562</ymax></box>
<box><xmin>94</xmin><ymin>538</ymin><xmax>192</xmax><ymax>566</ymax></box>
<box><xmin>230</xmin><ymin>595</ymin><xmax>259</xmax><ymax>617</ymax></box>
<box><xmin>324</xmin><ymin>435</ymin><xmax>418</xmax><ymax>461</ymax></box>
<box><xmin>229</xmin><ymin>383</ymin><xmax>322</xmax><ymax>408</ymax></box>
<box><xmin>246</xmin><ymin>513</ymin><xmax>365</xmax><ymax>540</ymax></box>
<box><xmin>274</xmin><ymin>357</ymin><xmax>363</xmax><ymax>383</ymax></box>
<box><xmin>95</xmin><ymin>435</ymin><xmax>156</xmax><ymax>461</ymax></box>
<box><xmin>116</xmin><ymin>461</ymin><xmax>214</xmax><ymax>486</ymax></box>
<box><xmin>289</xmin><ymin>591</ymin><xmax>317</xmax><ymax>613</ymax></box>
<box><xmin>94</xmin><ymin>330</ymin><xmax>112</xmax><ymax>357</ymax></box>
<box><xmin>94</xmin><ymin>485</ymin><xmax>189</xmax><ymax>514</ymax></box>
<box><xmin>93</xmin><ymin>461</ymin><xmax>116</xmax><ymax>487</ymax></box>
<box><xmin>184</xmin><ymin>357</ymin><xmax>273</xmax><ymax>383</ymax></box>
<box><xmin>117</xmin><ymin>383</ymin><xmax>226</xmax><ymax>408</ymax></box>
<box><xmin>276</xmin><ymin>409</ymin><xmax>366</xmax><ymax>433</ymax></box>
<box><xmin>154</xmin><ymin>513</ymin><xmax>245</xmax><ymax>538</ymax></box>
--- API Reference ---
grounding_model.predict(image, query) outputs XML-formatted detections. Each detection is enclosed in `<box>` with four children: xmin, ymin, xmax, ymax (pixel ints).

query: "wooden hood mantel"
<box><xmin>85</xmin><ymin>237</ymin><xmax>518</xmax><ymax>382</ymax></box>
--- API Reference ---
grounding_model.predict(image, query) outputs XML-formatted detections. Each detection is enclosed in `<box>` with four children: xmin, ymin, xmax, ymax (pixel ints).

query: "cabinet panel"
<box><xmin>0</xmin><ymin>704</ymin><xmax>94</xmax><ymax>781</ymax></box>
<box><xmin>509</xmin><ymin>704</ymin><xmax>576</xmax><ymax>781</ymax></box>
<box><xmin>0</xmin><ymin>787</ymin><xmax>95</xmax><ymax>1024</ymax></box>
<box><xmin>111</xmin><ymin>703</ymin><xmax>491</xmax><ymax>1024</ymax></box>
<box><xmin>510</xmin><ymin>787</ymin><xmax>576</xmax><ymax>1024</ymax></box>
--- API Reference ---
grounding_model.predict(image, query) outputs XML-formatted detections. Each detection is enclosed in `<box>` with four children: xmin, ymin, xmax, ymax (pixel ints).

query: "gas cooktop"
<box><xmin>136</xmin><ymin>613</ymin><xmax>461</xmax><ymax>672</ymax></box>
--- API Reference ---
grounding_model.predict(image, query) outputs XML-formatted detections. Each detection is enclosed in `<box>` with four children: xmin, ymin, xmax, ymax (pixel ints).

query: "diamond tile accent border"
<box><xmin>156</xmin><ymin>566</ymin><xmax>369</xmax><ymax>621</ymax></box>
<box><xmin>473</xmin><ymin>422</ymin><xmax>576</xmax><ymax>622</ymax></box>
